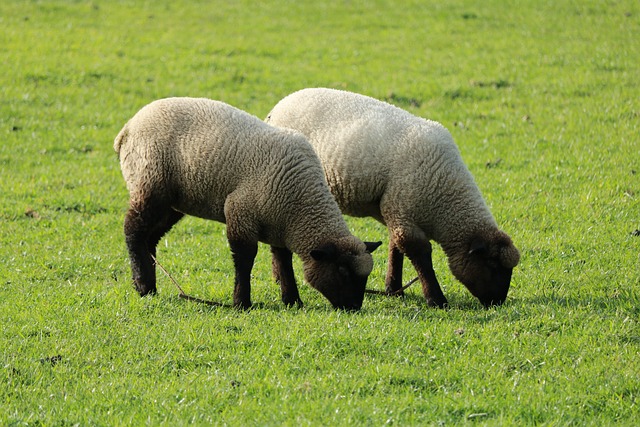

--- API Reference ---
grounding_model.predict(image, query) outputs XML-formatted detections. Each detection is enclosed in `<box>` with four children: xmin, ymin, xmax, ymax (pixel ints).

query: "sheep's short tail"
<box><xmin>113</xmin><ymin>125</ymin><xmax>129</xmax><ymax>156</ymax></box>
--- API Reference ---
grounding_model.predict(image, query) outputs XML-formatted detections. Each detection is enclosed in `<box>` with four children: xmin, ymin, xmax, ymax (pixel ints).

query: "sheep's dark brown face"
<box><xmin>303</xmin><ymin>240</ymin><xmax>381</xmax><ymax>310</ymax></box>
<box><xmin>449</xmin><ymin>231</ymin><xmax>520</xmax><ymax>308</ymax></box>
<box><xmin>456</xmin><ymin>259</ymin><xmax>513</xmax><ymax>307</ymax></box>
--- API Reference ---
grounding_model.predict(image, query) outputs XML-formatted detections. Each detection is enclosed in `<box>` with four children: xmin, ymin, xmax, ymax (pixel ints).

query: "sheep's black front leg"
<box><xmin>404</xmin><ymin>241</ymin><xmax>448</xmax><ymax>308</ymax></box>
<box><xmin>229</xmin><ymin>239</ymin><xmax>258</xmax><ymax>309</ymax></box>
<box><xmin>271</xmin><ymin>246</ymin><xmax>303</xmax><ymax>307</ymax></box>
<box><xmin>385</xmin><ymin>241</ymin><xmax>405</xmax><ymax>296</ymax></box>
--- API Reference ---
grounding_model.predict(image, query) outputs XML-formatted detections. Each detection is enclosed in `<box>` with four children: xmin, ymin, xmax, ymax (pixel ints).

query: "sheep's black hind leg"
<box><xmin>124</xmin><ymin>200</ymin><xmax>182</xmax><ymax>296</ymax></box>
<box><xmin>124</xmin><ymin>203</ymin><xmax>159</xmax><ymax>296</ymax></box>
<box><xmin>148</xmin><ymin>208</ymin><xmax>184</xmax><ymax>259</ymax></box>
<box><xmin>385</xmin><ymin>240</ymin><xmax>405</xmax><ymax>296</ymax></box>
<box><xmin>271</xmin><ymin>246</ymin><xmax>303</xmax><ymax>307</ymax></box>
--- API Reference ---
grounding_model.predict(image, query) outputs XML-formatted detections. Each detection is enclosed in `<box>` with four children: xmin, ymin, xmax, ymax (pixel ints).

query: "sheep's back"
<box><xmin>117</xmin><ymin>98</ymin><xmax>325</xmax><ymax>225</ymax></box>
<box><xmin>268</xmin><ymin>88</ymin><xmax>495</xmax><ymax>236</ymax></box>
<box><xmin>268</xmin><ymin>88</ymin><xmax>445</xmax><ymax>219</ymax></box>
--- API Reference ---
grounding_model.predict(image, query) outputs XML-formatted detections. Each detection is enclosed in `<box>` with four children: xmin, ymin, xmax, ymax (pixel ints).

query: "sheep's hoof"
<box><xmin>426</xmin><ymin>296</ymin><xmax>448</xmax><ymax>309</ymax></box>
<box><xmin>234</xmin><ymin>300</ymin><xmax>253</xmax><ymax>311</ymax></box>
<box><xmin>134</xmin><ymin>281</ymin><xmax>157</xmax><ymax>297</ymax></box>
<box><xmin>385</xmin><ymin>288</ymin><xmax>405</xmax><ymax>297</ymax></box>
<box><xmin>283</xmin><ymin>297</ymin><xmax>304</xmax><ymax>308</ymax></box>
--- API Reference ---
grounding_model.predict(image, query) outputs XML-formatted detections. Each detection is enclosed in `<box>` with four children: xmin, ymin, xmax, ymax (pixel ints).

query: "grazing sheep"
<box><xmin>266</xmin><ymin>88</ymin><xmax>519</xmax><ymax>308</ymax></box>
<box><xmin>114</xmin><ymin>97</ymin><xmax>380</xmax><ymax>310</ymax></box>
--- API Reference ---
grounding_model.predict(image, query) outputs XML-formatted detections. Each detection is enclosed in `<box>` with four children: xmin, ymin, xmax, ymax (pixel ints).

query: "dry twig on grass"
<box><xmin>150</xmin><ymin>254</ymin><xmax>232</xmax><ymax>308</ymax></box>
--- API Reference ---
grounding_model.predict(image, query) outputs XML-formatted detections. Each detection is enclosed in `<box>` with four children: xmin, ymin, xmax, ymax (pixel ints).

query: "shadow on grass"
<box><xmin>511</xmin><ymin>292</ymin><xmax>639</xmax><ymax>315</ymax></box>
<box><xmin>164</xmin><ymin>288</ymin><xmax>494</xmax><ymax>316</ymax></box>
<box><xmin>163</xmin><ymin>285</ymin><xmax>640</xmax><ymax>319</ymax></box>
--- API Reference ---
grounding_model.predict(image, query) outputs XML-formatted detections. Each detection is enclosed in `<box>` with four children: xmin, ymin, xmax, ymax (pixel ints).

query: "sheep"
<box><xmin>114</xmin><ymin>97</ymin><xmax>381</xmax><ymax>310</ymax></box>
<box><xmin>266</xmin><ymin>88</ymin><xmax>520</xmax><ymax>308</ymax></box>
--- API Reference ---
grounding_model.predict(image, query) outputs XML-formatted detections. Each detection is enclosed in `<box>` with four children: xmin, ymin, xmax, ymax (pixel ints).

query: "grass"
<box><xmin>1</xmin><ymin>0</ymin><xmax>638</xmax><ymax>425</ymax></box>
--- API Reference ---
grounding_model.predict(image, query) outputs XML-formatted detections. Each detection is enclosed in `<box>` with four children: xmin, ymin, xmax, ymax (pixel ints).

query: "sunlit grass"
<box><xmin>1</xmin><ymin>0</ymin><xmax>638</xmax><ymax>425</ymax></box>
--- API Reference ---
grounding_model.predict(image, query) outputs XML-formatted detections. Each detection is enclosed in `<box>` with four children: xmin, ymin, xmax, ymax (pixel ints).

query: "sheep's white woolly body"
<box><xmin>267</xmin><ymin>88</ymin><xmax>519</xmax><ymax>307</ymax></box>
<box><xmin>115</xmin><ymin>97</ymin><xmax>379</xmax><ymax>309</ymax></box>
<box><xmin>116</xmin><ymin>98</ymin><xmax>346</xmax><ymax>251</ymax></box>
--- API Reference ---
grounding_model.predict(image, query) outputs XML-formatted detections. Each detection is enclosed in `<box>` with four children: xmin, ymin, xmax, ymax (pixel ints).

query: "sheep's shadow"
<box><xmin>511</xmin><ymin>293</ymin><xmax>638</xmax><ymax>313</ymax></box>
<box><xmin>168</xmin><ymin>288</ymin><xmax>489</xmax><ymax>315</ymax></box>
<box><xmin>168</xmin><ymin>280</ymin><xmax>640</xmax><ymax>316</ymax></box>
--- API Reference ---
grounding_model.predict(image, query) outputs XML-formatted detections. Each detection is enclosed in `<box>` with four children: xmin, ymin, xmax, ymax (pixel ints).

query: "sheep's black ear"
<box><xmin>310</xmin><ymin>243</ymin><xmax>338</xmax><ymax>262</ymax></box>
<box><xmin>365</xmin><ymin>241</ymin><xmax>382</xmax><ymax>253</ymax></box>
<box><xmin>468</xmin><ymin>238</ymin><xmax>488</xmax><ymax>256</ymax></box>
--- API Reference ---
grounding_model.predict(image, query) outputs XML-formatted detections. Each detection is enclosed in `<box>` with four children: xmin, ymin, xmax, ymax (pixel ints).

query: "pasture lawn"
<box><xmin>1</xmin><ymin>0</ymin><xmax>638</xmax><ymax>425</ymax></box>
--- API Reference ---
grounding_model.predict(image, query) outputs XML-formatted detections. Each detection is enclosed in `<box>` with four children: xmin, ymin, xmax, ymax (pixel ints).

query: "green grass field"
<box><xmin>1</xmin><ymin>0</ymin><xmax>638</xmax><ymax>425</ymax></box>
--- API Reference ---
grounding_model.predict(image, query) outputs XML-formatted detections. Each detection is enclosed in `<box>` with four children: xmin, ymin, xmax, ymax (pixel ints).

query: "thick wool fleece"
<box><xmin>114</xmin><ymin>97</ymin><xmax>358</xmax><ymax>256</ymax></box>
<box><xmin>265</xmin><ymin>88</ymin><xmax>499</xmax><ymax>253</ymax></box>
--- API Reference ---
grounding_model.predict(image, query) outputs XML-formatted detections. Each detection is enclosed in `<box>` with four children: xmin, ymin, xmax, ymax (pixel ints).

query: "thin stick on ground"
<box><xmin>365</xmin><ymin>276</ymin><xmax>419</xmax><ymax>296</ymax></box>
<box><xmin>150</xmin><ymin>254</ymin><xmax>231</xmax><ymax>307</ymax></box>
